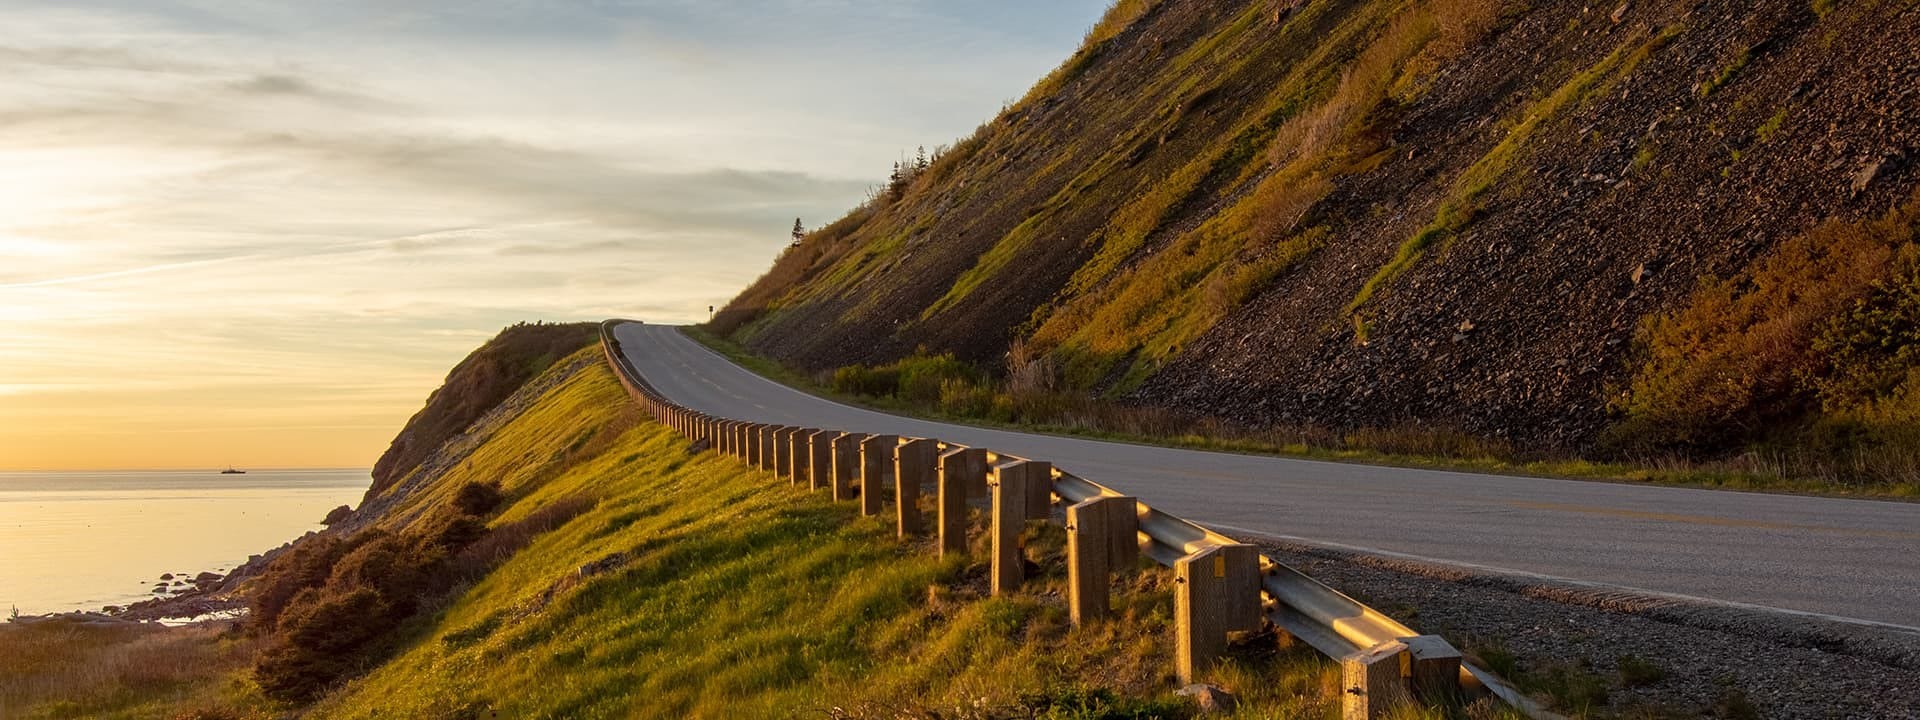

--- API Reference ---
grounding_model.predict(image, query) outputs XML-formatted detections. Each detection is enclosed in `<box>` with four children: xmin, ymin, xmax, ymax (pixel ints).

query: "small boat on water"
<box><xmin>220</xmin><ymin>466</ymin><xmax>246</xmax><ymax>475</ymax></box>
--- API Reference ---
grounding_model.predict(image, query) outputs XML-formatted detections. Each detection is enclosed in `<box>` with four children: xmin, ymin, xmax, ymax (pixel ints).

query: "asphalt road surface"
<box><xmin>615</xmin><ymin>322</ymin><xmax>1920</xmax><ymax>629</ymax></box>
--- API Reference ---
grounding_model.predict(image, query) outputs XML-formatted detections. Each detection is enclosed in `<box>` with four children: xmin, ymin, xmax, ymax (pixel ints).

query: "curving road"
<box><xmin>614</xmin><ymin>322</ymin><xmax>1920</xmax><ymax>629</ymax></box>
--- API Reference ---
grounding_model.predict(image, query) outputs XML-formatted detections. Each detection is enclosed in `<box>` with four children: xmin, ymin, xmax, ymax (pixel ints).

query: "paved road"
<box><xmin>615</xmin><ymin>322</ymin><xmax>1920</xmax><ymax>628</ymax></box>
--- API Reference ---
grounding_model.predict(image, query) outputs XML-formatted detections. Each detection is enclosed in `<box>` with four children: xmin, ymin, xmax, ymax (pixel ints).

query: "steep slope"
<box><xmin>368</xmin><ymin>322</ymin><xmax>600</xmax><ymax>498</ymax></box>
<box><xmin>715</xmin><ymin>0</ymin><xmax>1920</xmax><ymax>464</ymax></box>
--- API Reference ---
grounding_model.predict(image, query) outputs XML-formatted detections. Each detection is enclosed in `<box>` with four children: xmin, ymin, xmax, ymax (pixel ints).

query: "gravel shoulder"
<box><xmin>1238</xmin><ymin>531</ymin><xmax>1920</xmax><ymax>719</ymax></box>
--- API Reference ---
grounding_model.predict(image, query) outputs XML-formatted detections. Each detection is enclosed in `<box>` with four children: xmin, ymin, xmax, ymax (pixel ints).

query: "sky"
<box><xmin>0</xmin><ymin>0</ymin><xmax>1111</xmax><ymax>471</ymax></box>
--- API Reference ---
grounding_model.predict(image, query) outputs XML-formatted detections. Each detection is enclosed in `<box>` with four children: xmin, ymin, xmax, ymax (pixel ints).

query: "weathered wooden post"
<box><xmin>745</xmin><ymin>423</ymin><xmax>763</xmax><ymax>466</ymax></box>
<box><xmin>895</xmin><ymin>438</ymin><xmax>937</xmax><ymax>538</ymax></box>
<box><xmin>1342</xmin><ymin>641</ymin><xmax>1412</xmax><ymax>720</ymax></box>
<box><xmin>937</xmin><ymin>447</ymin><xmax>986</xmax><ymax>557</ymax></box>
<box><xmin>831</xmin><ymin>432</ymin><xmax>869</xmax><ymax>502</ymax></box>
<box><xmin>790</xmin><ymin>429</ymin><xmax>815</xmax><ymax>486</ymax></box>
<box><xmin>1066</xmin><ymin>495</ymin><xmax>1138</xmax><ymax>625</ymax></box>
<box><xmin>808</xmin><ymin>430</ymin><xmax>836</xmax><ymax>491</ymax></box>
<box><xmin>1338</xmin><ymin>634</ymin><xmax>1460</xmax><ymax>719</ymax></box>
<box><xmin>772</xmin><ymin>428</ymin><xmax>793</xmax><ymax>477</ymax></box>
<box><xmin>1174</xmin><ymin>543</ymin><xmax>1261</xmax><ymax>683</ymax></box>
<box><xmin>860</xmin><ymin>435</ymin><xmax>898</xmax><ymax>517</ymax></box>
<box><xmin>761</xmin><ymin>425</ymin><xmax>781</xmax><ymax>471</ymax></box>
<box><xmin>988</xmin><ymin>460</ymin><xmax>1038</xmax><ymax>596</ymax></box>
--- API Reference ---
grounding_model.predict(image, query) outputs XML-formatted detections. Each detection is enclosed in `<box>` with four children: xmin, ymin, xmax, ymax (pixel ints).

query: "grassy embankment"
<box><xmin>683</xmin><ymin>328</ymin><xmax>1920</xmax><ymax>500</ymax></box>
<box><xmin>5</xmin><ymin>347</ymin><xmax>1523</xmax><ymax>719</ymax></box>
<box><xmin>303</xmin><ymin>350</ymin><xmax>1403</xmax><ymax>718</ymax></box>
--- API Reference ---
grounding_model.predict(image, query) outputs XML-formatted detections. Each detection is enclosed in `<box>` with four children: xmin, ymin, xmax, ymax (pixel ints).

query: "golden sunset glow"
<box><xmin>0</xmin><ymin>1</ymin><xmax>1105</xmax><ymax>470</ymax></box>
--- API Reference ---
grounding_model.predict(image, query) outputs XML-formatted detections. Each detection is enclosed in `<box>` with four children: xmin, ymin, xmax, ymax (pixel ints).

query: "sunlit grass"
<box><xmin>0</xmin><ymin>620</ymin><xmax>264</xmax><ymax>719</ymax></box>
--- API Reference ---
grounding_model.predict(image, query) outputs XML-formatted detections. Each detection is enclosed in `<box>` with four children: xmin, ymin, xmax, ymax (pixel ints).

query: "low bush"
<box><xmin>453</xmin><ymin>481</ymin><xmax>505</xmax><ymax>516</ymax></box>
<box><xmin>1610</xmin><ymin>190</ymin><xmax>1920</xmax><ymax>487</ymax></box>
<box><xmin>251</xmin><ymin>473</ymin><xmax>578</xmax><ymax>702</ymax></box>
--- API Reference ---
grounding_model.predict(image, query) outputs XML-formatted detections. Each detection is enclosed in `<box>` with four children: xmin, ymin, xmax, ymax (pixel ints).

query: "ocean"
<box><xmin>0</xmin><ymin>468</ymin><xmax>369</xmax><ymax>616</ymax></box>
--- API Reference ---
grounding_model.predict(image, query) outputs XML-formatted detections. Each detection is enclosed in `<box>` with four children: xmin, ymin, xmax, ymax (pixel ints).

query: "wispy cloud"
<box><xmin>0</xmin><ymin>0</ymin><xmax>1110</xmax><ymax>470</ymax></box>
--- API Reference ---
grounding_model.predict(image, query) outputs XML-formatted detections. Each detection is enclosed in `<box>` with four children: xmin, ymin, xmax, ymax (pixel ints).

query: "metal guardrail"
<box><xmin>597</xmin><ymin>320</ymin><xmax>1554</xmax><ymax>718</ymax></box>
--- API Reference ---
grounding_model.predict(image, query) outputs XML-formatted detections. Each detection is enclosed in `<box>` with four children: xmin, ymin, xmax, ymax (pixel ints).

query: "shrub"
<box><xmin>894</xmin><ymin>354</ymin><xmax>983</xmax><ymax>405</ymax></box>
<box><xmin>254</xmin><ymin>585</ymin><xmax>396</xmax><ymax>701</ymax></box>
<box><xmin>425</xmin><ymin>514</ymin><xmax>489</xmax><ymax>551</ymax></box>
<box><xmin>453</xmin><ymin>481</ymin><xmax>505</xmax><ymax>516</ymax></box>
<box><xmin>831</xmin><ymin>364</ymin><xmax>900</xmax><ymax>397</ymax></box>
<box><xmin>327</xmin><ymin>533</ymin><xmax>441</xmax><ymax>617</ymax></box>
<box><xmin>1612</xmin><ymin>192</ymin><xmax>1920</xmax><ymax>453</ymax></box>
<box><xmin>248</xmin><ymin>535</ymin><xmax>355</xmax><ymax>633</ymax></box>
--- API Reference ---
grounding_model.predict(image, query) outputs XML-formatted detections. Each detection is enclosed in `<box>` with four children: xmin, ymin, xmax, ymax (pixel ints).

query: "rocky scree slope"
<box><xmin>716</xmin><ymin>0</ymin><xmax>1920</xmax><ymax>462</ymax></box>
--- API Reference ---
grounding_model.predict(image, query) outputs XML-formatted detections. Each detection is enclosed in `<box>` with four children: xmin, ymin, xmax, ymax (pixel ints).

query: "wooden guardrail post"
<box><xmin>860</xmin><ymin>435</ymin><xmax>898</xmax><ymax>517</ymax></box>
<box><xmin>772</xmin><ymin>427</ymin><xmax>791</xmax><ymax>476</ymax></box>
<box><xmin>1174</xmin><ymin>543</ymin><xmax>1261</xmax><ymax>683</ymax></box>
<box><xmin>744</xmin><ymin>423</ymin><xmax>762</xmax><ymax>466</ymax></box>
<box><xmin>1066</xmin><ymin>495</ymin><xmax>1137</xmax><ymax>625</ymax></box>
<box><xmin>831</xmin><ymin>432</ymin><xmax>869</xmax><ymax>502</ymax></box>
<box><xmin>1341</xmin><ymin>641</ymin><xmax>1413</xmax><ymax>720</ymax></box>
<box><xmin>714</xmin><ymin>419</ymin><xmax>729</xmax><ymax>456</ymax></box>
<box><xmin>895</xmin><ymin>438</ymin><xmax>937</xmax><ymax>538</ymax></box>
<box><xmin>761</xmin><ymin>425</ymin><xmax>781</xmax><ymax>471</ymax></box>
<box><xmin>807</xmin><ymin>430</ymin><xmax>836</xmax><ymax>492</ymax></box>
<box><xmin>1401</xmin><ymin>635</ymin><xmax>1464</xmax><ymax>704</ymax></box>
<box><xmin>789</xmin><ymin>429</ymin><xmax>813</xmax><ymax>486</ymax></box>
<box><xmin>937</xmin><ymin>448</ymin><xmax>985</xmax><ymax>557</ymax></box>
<box><xmin>989</xmin><ymin>460</ymin><xmax>1039</xmax><ymax>596</ymax></box>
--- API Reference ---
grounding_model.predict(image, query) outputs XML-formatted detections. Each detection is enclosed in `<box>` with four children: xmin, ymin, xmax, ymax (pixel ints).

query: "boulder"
<box><xmin>1176</xmin><ymin>684</ymin><xmax>1238</xmax><ymax>714</ymax></box>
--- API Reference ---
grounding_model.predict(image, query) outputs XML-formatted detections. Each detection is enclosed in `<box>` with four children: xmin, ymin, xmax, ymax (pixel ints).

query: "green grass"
<box><xmin>303</xmin><ymin>351</ymin><xmax>1489</xmax><ymax>719</ymax></box>
<box><xmin>688</xmin><ymin>328</ymin><xmax>1920</xmax><ymax>500</ymax></box>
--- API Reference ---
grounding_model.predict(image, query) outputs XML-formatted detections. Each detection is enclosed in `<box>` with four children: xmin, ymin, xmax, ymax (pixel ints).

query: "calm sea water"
<box><xmin>0</xmin><ymin>469</ymin><xmax>369</xmax><ymax>615</ymax></box>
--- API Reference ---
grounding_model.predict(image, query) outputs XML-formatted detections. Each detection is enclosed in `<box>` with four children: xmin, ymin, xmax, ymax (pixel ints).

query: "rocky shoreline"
<box><xmin>9</xmin><ymin>529</ymin><xmax>318</xmax><ymax>627</ymax></box>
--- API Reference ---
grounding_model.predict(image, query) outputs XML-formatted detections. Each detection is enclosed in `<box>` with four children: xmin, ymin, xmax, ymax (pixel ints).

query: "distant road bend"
<box><xmin>614</xmin><ymin>322</ymin><xmax>1920</xmax><ymax>629</ymax></box>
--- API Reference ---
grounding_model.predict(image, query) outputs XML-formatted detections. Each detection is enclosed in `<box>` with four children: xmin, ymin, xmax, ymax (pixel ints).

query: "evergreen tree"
<box><xmin>790</xmin><ymin>218</ymin><xmax>806</xmax><ymax>246</ymax></box>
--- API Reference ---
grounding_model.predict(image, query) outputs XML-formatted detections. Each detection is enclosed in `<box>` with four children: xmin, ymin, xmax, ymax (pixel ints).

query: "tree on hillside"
<box><xmin>790</xmin><ymin>218</ymin><xmax>806</xmax><ymax>246</ymax></box>
<box><xmin>888</xmin><ymin>161</ymin><xmax>908</xmax><ymax>202</ymax></box>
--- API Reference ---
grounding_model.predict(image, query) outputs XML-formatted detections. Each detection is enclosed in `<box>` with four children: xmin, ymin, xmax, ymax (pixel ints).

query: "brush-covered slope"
<box><xmin>716</xmin><ymin>0</ymin><xmax>1920</xmax><ymax>461</ymax></box>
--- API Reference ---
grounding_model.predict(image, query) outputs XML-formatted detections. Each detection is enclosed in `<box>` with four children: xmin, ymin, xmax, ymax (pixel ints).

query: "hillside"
<box><xmin>367</xmin><ymin>322</ymin><xmax>601</xmax><ymax>499</ymax></box>
<box><xmin>9</xmin><ymin>331</ymin><xmax>1491</xmax><ymax>719</ymax></box>
<box><xmin>714</xmin><ymin>0</ymin><xmax>1920</xmax><ymax>479</ymax></box>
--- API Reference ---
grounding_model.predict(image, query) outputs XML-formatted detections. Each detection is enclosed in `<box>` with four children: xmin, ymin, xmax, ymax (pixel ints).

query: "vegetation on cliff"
<box><xmin>368</xmin><ymin>322</ymin><xmax>600</xmax><ymax>498</ymax></box>
<box><xmin>712</xmin><ymin>0</ymin><xmax>1920</xmax><ymax>487</ymax></box>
